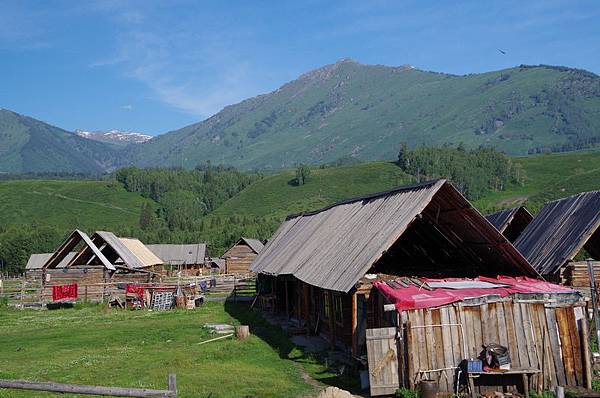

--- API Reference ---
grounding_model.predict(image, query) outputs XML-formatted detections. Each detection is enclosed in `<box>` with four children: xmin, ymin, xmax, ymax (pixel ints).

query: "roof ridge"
<box><xmin>285</xmin><ymin>179</ymin><xmax>445</xmax><ymax>220</ymax></box>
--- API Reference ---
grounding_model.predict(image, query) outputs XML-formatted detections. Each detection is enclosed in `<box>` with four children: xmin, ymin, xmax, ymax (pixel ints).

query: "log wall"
<box><xmin>223</xmin><ymin>244</ymin><xmax>257</xmax><ymax>274</ymax></box>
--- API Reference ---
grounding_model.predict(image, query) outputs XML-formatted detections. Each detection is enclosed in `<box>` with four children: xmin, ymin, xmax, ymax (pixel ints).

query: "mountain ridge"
<box><xmin>126</xmin><ymin>61</ymin><xmax>600</xmax><ymax>170</ymax></box>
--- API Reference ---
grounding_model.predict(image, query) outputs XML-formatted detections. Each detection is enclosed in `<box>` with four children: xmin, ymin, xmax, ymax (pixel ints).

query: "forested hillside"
<box><xmin>1</xmin><ymin>148</ymin><xmax>598</xmax><ymax>274</ymax></box>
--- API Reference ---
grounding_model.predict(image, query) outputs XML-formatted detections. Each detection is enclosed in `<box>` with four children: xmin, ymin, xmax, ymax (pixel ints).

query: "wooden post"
<box><xmin>236</xmin><ymin>325</ymin><xmax>250</xmax><ymax>340</ymax></box>
<box><xmin>580</xmin><ymin>315</ymin><xmax>593</xmax><ymax>390</ymax></box>
<box><xmin>20</xmin><ymin>280</ymin><xmax>25</xmax><ymax>308</ymax></box>
<box><xmin>285</xmin><ymin>279</ymin><xmax>289</xmax><ymax>319</ymax></box>
<box><xmin>351</xmin><ymin>293</ymin><xmax>358</xmax><ymax>356</ymax></box>
<box><xmin>586</xmin><ymin>259</ymin><xmax>600</xmax><ymax>344</ymax></box>
<box><xmin>168</xmin><ymin>374</ymin><xmax>176</xmax><ymax>396</ymax></box>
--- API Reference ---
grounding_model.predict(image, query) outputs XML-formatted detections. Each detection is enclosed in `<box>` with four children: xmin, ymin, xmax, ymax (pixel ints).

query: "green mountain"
<box><xmin>129</xmin><ymin>60</ymin><xmax>600</xmax><ymax>170</ymax></box>
<box><xmin>0</xmin><ymin>109</ymin><xmax>120</xmax><ymax>173</ymax></box>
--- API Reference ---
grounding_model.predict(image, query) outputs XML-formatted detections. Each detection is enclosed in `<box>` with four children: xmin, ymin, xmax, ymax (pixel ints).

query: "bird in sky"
<box><xmin>498</xmin><ymin>49</ymin><xmax>507</xmax><ymax>55</ymax></box>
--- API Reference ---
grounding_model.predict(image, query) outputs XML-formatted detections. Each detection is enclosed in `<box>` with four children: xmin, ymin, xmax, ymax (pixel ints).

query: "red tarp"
<box><xmin>374</xmin><ymin>276</ymin><xmax>576</xmax><ymax>311</ymax></box>
<box><xmin>52</xmin><ymin>283</ymin><xmax>78</xmax><ymax>301</ymax></box>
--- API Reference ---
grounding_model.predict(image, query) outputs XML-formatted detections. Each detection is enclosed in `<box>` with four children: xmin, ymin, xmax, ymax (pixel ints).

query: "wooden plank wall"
<box><xmin>404</xmin><ymin>300</ymin><xmax>586</xmax><ymax>393</ymax></box>
<box><xmin>224</xmin><ymin>245</ymin><xmax>257</xmax><ymax>274</ymax></box>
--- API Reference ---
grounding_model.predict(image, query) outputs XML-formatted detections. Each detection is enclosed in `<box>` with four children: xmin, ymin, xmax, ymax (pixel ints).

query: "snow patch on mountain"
<box><xmin>75</xmin><ymin>129</ymin><xmax>152</xmax><ymax>145</ymax></box>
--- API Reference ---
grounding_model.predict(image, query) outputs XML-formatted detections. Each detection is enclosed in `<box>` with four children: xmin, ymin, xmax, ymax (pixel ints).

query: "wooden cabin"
<box><xmin>486</xmin><ymin>206</ymin><xmax>533</xmax><ymax>243</ymax></box>
<box><xmin>222</xmin><ymin>237</ymin><xmax>264</xmax><ymax>274</ymax></box>
<box><xmin>147</xmin><ymin>243</ymin><xmax>207</xmax><ymax>275</ymax></box>
<box><xmin>41</xmin><ymin>230</ymin><xmax>163</xmax><ymax>302</ymax></box>
<box><xmin>252</xmin><ymin>180</ymin><xmax>590</xmax><ymax>395</ymax></box>
<box><xmin>25</xmin><ymin>252</ymin><xmax>76</xmax><ymax>281</ymax></box>
<box><xmin>514</xmin><ymin>190</ymin><xmax>600</xmax><ymax>293</ymax></box>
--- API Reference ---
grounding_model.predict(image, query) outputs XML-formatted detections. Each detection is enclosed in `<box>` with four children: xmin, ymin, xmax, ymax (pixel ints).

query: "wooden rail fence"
<box><xmin>0</xmin><ymin>274</ymin><xmax>256</xmax><ymax>308</ymax></box>
<box><xmin>0</xmin><ymin>374</ymin><xmax>176</xmax><ymax>397</ymax></box>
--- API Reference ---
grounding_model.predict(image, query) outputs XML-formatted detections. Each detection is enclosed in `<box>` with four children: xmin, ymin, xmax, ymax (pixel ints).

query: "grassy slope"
<box><xmin>0</xmin><ymin>180</ymin><xmax>152</xmax><ymax>230</ymax></box>
<box><xmin>213</xmin><ymin>161</ymin><xmax>414</xmax><ymax>219</ymax></box>
<box><xmin>474</xmin><ymin>149</ymin><xmax>600</xmax><ymax>212</ymax></box>
<box><xmin>213</xmin><ymin>151</ymin><xmax>600</xmax><ymax>222</ymax></box>
<box><xmin>0</xmin><ymin>302</ymin><xmax>318</xmax><ymax>398</ymax></box>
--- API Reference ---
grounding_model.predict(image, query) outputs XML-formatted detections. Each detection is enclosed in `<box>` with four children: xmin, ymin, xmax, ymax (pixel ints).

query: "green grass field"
<box><xmin>474</xmin><ymin>149</ymin><xmax>600</xmax><ymax>212</ymax></box>
<box><xmin>0</xmin><ymin>180</ymin><xmax>152</xmax><ymax>230</ymax></box>
<box><xmin>0</xmin><ymin>302</ymin><xmax>330</xmax><ymax>398</ymax></box>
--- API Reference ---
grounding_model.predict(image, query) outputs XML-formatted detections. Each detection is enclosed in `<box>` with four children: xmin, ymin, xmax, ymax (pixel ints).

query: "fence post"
<box><xmin>168</xmin><ymin>374</ymin><xmax>177</xmax><ymax>397</ymax></box>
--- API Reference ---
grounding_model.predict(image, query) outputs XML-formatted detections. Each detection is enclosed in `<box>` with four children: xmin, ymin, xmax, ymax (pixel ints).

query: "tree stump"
<box><xmin>236</xmin><ymin>325</ymin><xmax>250</xmax><ymax>340</ymax></box>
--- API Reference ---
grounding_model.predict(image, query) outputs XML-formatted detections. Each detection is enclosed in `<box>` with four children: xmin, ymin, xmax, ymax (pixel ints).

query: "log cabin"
<box><xmin>40</xmin><ymin>230</ymin><xmax>164</xmax><ymax>302</ymax></box>
<box><xmin>146</xmin><ymin>243</ymin><xmax>207</xmax><ymax>275</ymax></box>
<box><xmin>222</xmin><ymin>237</ymin><xmax>265</xmax><ymax>274</ymax></box>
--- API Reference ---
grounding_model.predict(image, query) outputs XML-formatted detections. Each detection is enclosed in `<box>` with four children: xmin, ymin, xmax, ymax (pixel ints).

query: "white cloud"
<box><xmin>121</xmin><ymin>104</ymin><xmax>133</xmax><ymax>110</ymax></box>
<box><xmin>87</xmin><ymin>3</ymin><xmax>264</xmax><ymax>119</ymax></box>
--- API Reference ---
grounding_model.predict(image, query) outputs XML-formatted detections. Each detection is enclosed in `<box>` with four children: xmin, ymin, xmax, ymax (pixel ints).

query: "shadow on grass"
<box><xmin>224</xmin><ymin>300</ymin><xmax>362</xmax><ymax>394</ymax></box>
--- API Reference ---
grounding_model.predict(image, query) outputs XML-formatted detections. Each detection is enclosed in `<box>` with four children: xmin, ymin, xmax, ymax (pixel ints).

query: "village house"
<box><xmin>252</xmin><ymin>180</ymin><xmax>589</xmax><ymax>395</ymax></box>
<box><xmin>486</xmin><ymin>206</ymin><xmax>533</xmax><ymax>243</ymax></box>
<box><xmin>513</xmin><ymin>190</ymin><xmax>600</xmax><ymax>292</ymax></box>
<box><xmin>146</xmin><ymin>243</ymin><xmax>207</xmax><ymax>275</ymax></box>
<box><xmin>40</xmin><ymin>230</ymin><xmax>164</xmax><ymax>302</ymax></box>
<box><xmin>25</xmin><ymin>252</ymin><xmax>76</xmax><ymax>281</ymax></box>
<box><xmin>222</xmin><ymin>237</ymin><xmax>265</xmax><ymax>274</ymax></box>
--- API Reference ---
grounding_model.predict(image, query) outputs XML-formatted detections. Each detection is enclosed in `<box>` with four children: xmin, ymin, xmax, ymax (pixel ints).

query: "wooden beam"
<box><xmin>0</xmin><ymin>375</ymin><xmax>176</xmax><ymax>397</ymax></box>
<box><xmin>352</xmin><ymin>293</ymin><xmax>358</xmax><ymax>356</ymax></box>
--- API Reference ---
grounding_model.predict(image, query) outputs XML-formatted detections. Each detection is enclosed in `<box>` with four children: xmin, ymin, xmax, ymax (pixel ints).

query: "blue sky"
<box><xmin>1</xmin><ymin>0</ymin><xmax>599</xmax><ymax>135</ymax></box>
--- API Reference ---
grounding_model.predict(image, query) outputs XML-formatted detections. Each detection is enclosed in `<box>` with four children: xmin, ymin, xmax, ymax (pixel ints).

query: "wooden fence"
<box><xmin>0</xmin><ymin>274</ymin><xmax>256</xmax><ymax>308</ymax></box>
<box><xmin>402</xmin><ymin>298</ymin><xmax>590</xmax><ymax>393</ymax></box>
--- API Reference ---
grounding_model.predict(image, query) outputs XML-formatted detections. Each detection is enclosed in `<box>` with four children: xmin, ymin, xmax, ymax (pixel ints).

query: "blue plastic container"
<box><xmin>467</xmin><ymin>359</ymin><xmax>483</xmax><ymax>372</ymax></box>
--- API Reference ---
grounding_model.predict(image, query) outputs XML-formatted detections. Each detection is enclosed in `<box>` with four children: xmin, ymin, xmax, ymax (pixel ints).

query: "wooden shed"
<box><xmin>147</xmin><ymin>243</ymin><xmax>207</xmax><ymax>275</ymax></box>
<box><xmin>41</xmin><ymin>230</ymin><xmax>163</xmax><ymax>302</ymax></box>
<box><xmin>251</xmin><ymin>180</ymin><xmax>590</xmax><ymax>395</ymax></box>
<box><xmin>486</xmin><ymin>206</ymin><xmax>533</xmax><ymax>243</ymax></box>
<box><xmin>222</xmin><ymin>237</ymin><xmax>264</xmax><ymax>274</ymax></box>
<box><xmin>25</xmin><ymin>252</ymin><xmax>76</xmax><ymax>281</ymax></box>
<box><xmin>514</xmin><ymin>190</ymin><xmax>600</xmax><ymax>293</ymax></box>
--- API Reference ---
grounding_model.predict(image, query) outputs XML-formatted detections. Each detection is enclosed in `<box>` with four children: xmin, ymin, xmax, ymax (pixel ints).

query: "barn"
<box><xmin>222</xmin><ymin>237</ymin><xmax>264</xmax><ymax>274</ymax></box>
<box><xmin>25</xmin><ymin>252</ymin><xmax>76</xmax><ymax>281</ymax></box>
<box><xmin>514</xmin><ymin>190</ymin><xmax>600</xmax><ymax>292</ymax></box>
<box><xmin>41</xmin><ymin>230</ymin><xmax>164</xmax><ymax>302</ymax></box>
<box><xmin>147</xmin><ymin>243</ymin><xmax>207</xmax><ymax>275</ymax></box>
<box><xmin>252</xmin><ymin>180</ymin><xmax>590</xmax><ymax>395</ymax></box>
<box><xmin>486</xmin><ymin>206</ymin><xmax>533</xmax><ymax>243</ymax></box>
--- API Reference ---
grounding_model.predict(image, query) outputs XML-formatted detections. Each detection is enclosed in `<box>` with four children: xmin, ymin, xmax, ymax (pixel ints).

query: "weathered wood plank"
<box><xmin>556</xmin><ymin>308</ymin><xmax>576</xmax><ymax>386</ymax></box>
<box><xmin>545</xmin><ymin>307</ymin><xmax>566</xmax><ymax>386</ymax></box>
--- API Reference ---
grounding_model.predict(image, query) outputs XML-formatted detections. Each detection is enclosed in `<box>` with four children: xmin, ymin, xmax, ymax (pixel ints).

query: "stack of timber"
<box><xmin>560</xmin><ymin>261</ymin><xmax>600</xmax><ymax>297</ymax></box>
<box><xmin>401</xmin><ymin>296</ymin><xmax>588</xmax><ymax>394</ymax></box>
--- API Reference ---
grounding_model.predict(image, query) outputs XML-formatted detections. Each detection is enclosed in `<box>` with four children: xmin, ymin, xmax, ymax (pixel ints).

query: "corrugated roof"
<box><xmin>120</xmin><ymin>238</ymin><xmax>164</xmax><ymax>267</ymax></box>
<box><xmin>515</xmin><ymin>190</ymin><xmax>600</xmax><ymax>274</ymax></box>
<box><xmin>26</xmin><ymin>252</ymin><xmax>76</xmax><ymax>270</ymax></box>
<box><xmin>209</xmin><ymin>257</ymin><xmax>225</xmax><ymax>269</ymax></box>
<box><xmin>252</xmin><ymin>180</ymin><xmax>536</xmax><ymax>292</ymax></box>
<box><xmin>147</xmin><ymin>244</ymin><xmax>206</xmax><ymax>265</ymax></box>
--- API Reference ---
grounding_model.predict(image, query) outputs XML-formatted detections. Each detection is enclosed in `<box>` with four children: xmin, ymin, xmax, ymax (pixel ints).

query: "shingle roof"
<box><xmin>515</xmin><ymin>190</ymin><xmax>600</xmax><ymax>274</ymax></box>
<box><xmin>252</xmin><ymin>180</ymin><xmax>535</xmax><ymax>292</ymax></box>
<box><xmin>146</xmin><ymin>244</ymin><xmax>206</xmax><ymax>265</ymax></box>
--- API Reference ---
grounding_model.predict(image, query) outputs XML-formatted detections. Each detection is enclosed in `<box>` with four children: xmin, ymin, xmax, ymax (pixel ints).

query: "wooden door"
<box><xmin>367</xmin><ymin>327</ymin><xmax>400</xmax><ymax>396</ymax></box>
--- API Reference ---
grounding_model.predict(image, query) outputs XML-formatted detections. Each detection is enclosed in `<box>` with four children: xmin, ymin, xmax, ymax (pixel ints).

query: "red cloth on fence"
<box><xmin>374</xmin><ymin>276</ymin><xmax>576</xmax><ymax>311</ymax></box>
<box><xmin>126</xmin><ymin>284</ymin><xmax>145</xmax><ymax>297</ymax></box>
<box><xmin>52</xmin><ymin>283</ymin><xmax>78</xmax><ymax>301</ymax></box>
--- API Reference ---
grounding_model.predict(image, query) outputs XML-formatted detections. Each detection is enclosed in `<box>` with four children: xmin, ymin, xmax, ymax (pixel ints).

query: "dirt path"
<box><xmin>31</xmin><ymin>191</ymin><xmax>137</xmax><ymax>214</ymax></box>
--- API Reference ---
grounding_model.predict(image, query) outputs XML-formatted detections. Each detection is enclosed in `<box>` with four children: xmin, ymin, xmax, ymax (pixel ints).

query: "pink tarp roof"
<box><xmin>374</xmin><ymin>276</ymin><xmax>577</xmax><ymax>311</ymax></box>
